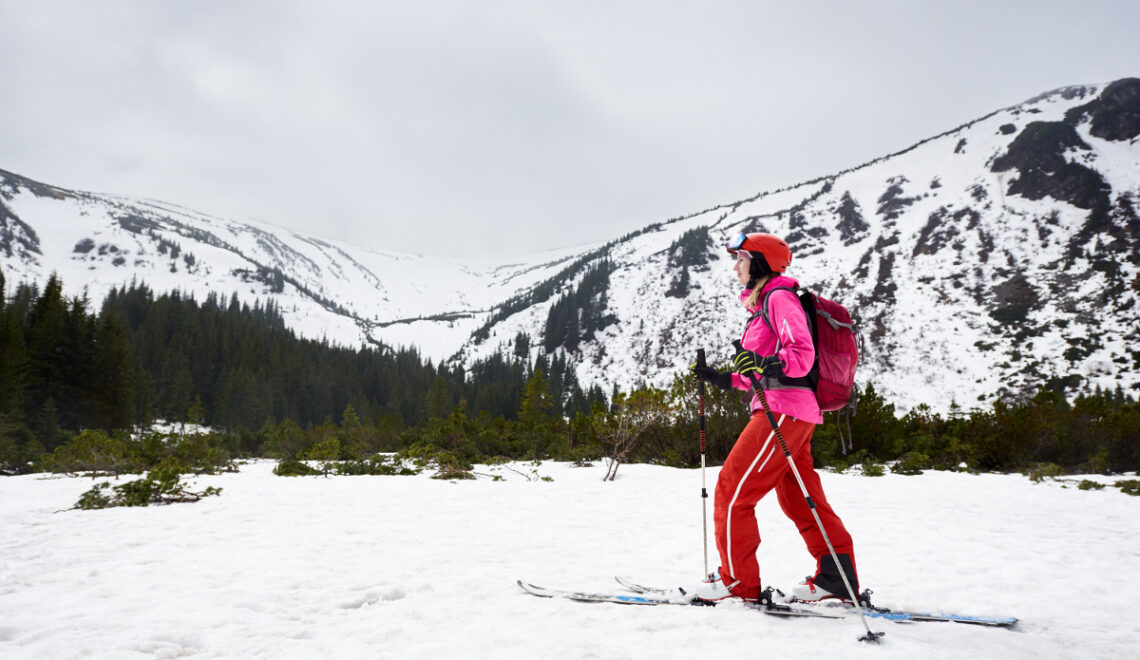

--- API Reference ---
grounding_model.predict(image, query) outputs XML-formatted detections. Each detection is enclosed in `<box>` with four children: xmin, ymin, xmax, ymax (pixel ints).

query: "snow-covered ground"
<box><xmin>1</xmin><ymin>461</ymin><xmax>1137</xmax><ymax>659</ymax></box>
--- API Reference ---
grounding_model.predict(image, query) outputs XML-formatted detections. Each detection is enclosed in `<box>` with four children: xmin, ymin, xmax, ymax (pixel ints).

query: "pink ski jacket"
<box><xmin>730</xmin><ymin>275</ymin><xmax>823</xmax><ymax>425</ymax></box>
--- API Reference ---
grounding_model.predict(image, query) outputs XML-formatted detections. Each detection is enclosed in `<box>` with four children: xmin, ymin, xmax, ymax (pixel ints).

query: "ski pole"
<box><xmin>733</xmin><ymin>341</ymin><xmax>883</xmax><ymax>644</ymax></box>
<box><xmin>696</xmin><ymin>348</ymin><xmax>709</xmax><ymax>577</ymax></box>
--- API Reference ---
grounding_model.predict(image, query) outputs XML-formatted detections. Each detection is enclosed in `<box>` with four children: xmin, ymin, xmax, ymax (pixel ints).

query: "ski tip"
<box><xmin>516</xmin><ymin>580</ymin><xmax>546</xmax><ymax>596</ymax></box>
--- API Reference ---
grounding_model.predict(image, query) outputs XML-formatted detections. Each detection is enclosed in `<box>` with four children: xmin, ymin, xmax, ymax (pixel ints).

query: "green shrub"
<box><xmin>274</xmin><ymin>459</ymin><xmax>322</xmax><ymax>477</ymax></box>
<box><xmin>1115</xmin><ymin>479</ymin><xmax>1140</xmax><ymax>496</ymax></box>
<box><xmin>860</xmin><ymin>459</ymin><xmax>886</xmax><ymax>477</ymax></box>
<box><xmin>432</xmin><ymin>466</ymin><xmax>477</xmax><ymax>480</ymax></box>
<box><xmin>400</xmin><ymin>442</ymin><xmax>474</xmax><ymax>480</ymax></box>
<box><xmin>1081</xmin><ymin>447</ymin><xmax>1111</xmax><ymax>475</ymax></box>
<box><xmin>42</xmin><ymin>429</ymin><xmax>136</xmax><ymax>477</ymax></box>
<box><xmin>73</xmin><ymin>457</ymin><xmax>221</xmax><ymax>509</ymax></box>
<box><xmin>891</xmin><ymin>452</ymin><xmax>932</xmax><ymax>475</ymax></box>
<box><xmin>1077</xmin><ymin>479</ymin><xmax>1106</xmax><ymax>491</ymax></box>
<box><xmin>334</xmin><ymin>455</ymin><xmax>419</xmax><ymax>476</ymax></box>
<box><xmin>825</xmin><ymin>448</ymin><xmax>866</xmax><ymax>474</ymax></box>
<box><xmin>1026</xmin><ymin>462</ymin><xmax>1064</xmax><ymax>483</ymax></box>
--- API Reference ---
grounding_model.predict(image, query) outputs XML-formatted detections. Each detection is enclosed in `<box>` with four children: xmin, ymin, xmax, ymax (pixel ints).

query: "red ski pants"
<box><xmin>713</xmin><ymin>412</ymin><xmax>854</xmax><ymax>598</ymax></box>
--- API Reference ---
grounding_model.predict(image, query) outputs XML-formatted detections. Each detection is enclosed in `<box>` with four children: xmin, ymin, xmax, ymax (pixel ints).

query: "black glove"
<box><xmin>690</xmin><ymin>362</ymin><xmax>732</xmax><ymax>390</ymax></box>
<box><xmin>732</xmin><ymin>347</ymin><xmax>780</xmax><ymax>384</ymax></box>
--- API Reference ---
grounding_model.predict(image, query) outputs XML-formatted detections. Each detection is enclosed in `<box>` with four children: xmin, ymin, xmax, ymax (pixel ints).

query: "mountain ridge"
<box><xmin>3</xmin><ymin>78</ymin><xmax>1138</xmax><ymax>413</ymax></box>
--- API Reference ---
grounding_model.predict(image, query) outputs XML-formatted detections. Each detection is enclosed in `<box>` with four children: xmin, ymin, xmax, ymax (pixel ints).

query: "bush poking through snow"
<box><xmin>1026</xmin><ymin>462</ymin><xmax>1065</xmax><ymax>483</ymax></box>
<box><xmin>334</xmin><ymin>455</ymin><xmax>420</xmax><ymax>476</ymax></box>
<box><xmin>72</xmin><ymin>457</ymin><xmax>222</xmax><ymax>509</ymax></box>
<box><xmin>274</xmin><ymin>455</ymin><xmax>422</xmax><ymax>477</ymax></box>
<box><xmin>273</xmin><ymin>459</ymin><xmax>323</xmax><ymax>477</ymax></box>
<box><xmin>400</xmin><ymin>443</ymin><xmax>475</xmax><ymax>480</ymax></box>
<box><xmin>595</xmin><ymin>388</ymin><xmax>670</xmax><ymax>482</ymax></box>
<box><xmin>860</xmin><ymin>459</ymin><xmax>887</xmax><ymax>477</ymax></box>
<box><xmin>891</xmin><ymin>452</ymin><xmax>933</xmax><ymax>475</ymax></box>
<box><xmin>1116</xmin><ymin>479</ymin><xmax>1140</xmax><ymax>496</ymax></box>
<box><xmin>41</xmin><ymin>429</ymin><xmax>236</xmax><ymax>478</ymax></box>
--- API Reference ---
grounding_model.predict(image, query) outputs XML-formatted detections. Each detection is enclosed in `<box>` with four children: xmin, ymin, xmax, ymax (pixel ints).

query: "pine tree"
<box><xmin>564</xmin><ymin>306</ymin><xmax>580</xmax><ymax>352</ymax></box>
<box><xmin>513</xmin><ymin>332</ymin><xmax>530</xmax><ymax>359</ymax></box>
<box><xmin>425</xmin><ymin>375</ymin><xmax>452</xmax><ymax>420</ymax></box>
<box><xmin>25</xmin><ymin>275</ymin><xmax>69</xmax><ymax>418</ymax></box>
<box><xmin>160</xmin><ymin>354</ymin><xmax>194</xmax><ymax>423</ymax></box>
<box><xmin>93</xmin><ymin>313</ymin><xmax>135</xmax><ymax>430</ymax></box>
<box><xmin>35</xmin><ymin>397</ymin><xmax>63</xmax><ymax>451</ymax></box>
<box><xmin>60</xmin><ymin>293</ymin><xmax>97</xmax><ymax>428</ymax></box>
<box><xmin>340</xmin><ymin>403</ymin><xmax>367</xmax><ymax>457</ymax></box>
<box><xmin>186</xmin><ymin>396</ymin><xmax>206</xmax><ymax>436</ymax></box>
<box><xmin>848</xmin><ymin>383</ymin><xmax>905</xmax><ymax>460</ymax></box>
<box><xmin>0</xmin><ymin>293</ymin><xmax>29</xmax><ymax>417</ymax></box>
<box><xmin>518</xmin><ymin>369</ymin><xmax>553</xmax><ymax>434</ymax></box>
<box><xmin>132</xmin><ymin>363</ymin><xmax>156</xmax><ymax>428</ymax></box>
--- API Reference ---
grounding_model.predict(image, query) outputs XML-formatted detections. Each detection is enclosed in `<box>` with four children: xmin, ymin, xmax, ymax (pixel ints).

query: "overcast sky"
<box><xmin>2</xmin><ymin>1</ymin><xmax>1137</xmax><ymax>258</ymax></box>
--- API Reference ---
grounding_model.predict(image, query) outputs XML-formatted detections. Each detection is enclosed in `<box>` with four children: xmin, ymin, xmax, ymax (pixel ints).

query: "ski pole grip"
<box><xmin>731</xmin><ymin>340</ymin><xmax>763</xmax><ymax>390</ymax></box>
<box><xmin>696</xmin><ymin>348</ymin><xmax>706</xmax><ymax>369</ymax></box>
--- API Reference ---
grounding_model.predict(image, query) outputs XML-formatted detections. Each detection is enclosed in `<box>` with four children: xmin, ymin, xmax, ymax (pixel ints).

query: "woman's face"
<box><xmin>733</xmin><ymin>252</ymin><xmax>751</xmax><ymax>287</ymax></box>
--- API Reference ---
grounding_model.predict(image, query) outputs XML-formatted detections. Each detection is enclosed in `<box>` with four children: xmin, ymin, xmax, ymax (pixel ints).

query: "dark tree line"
<box><xmin>0</xmin><ymin>274</ymin><xmax>135</xmax><ymax>450</ymax></box>
<box><xmin>543</xmin><ymin>259</ymin><xmax>615</xmax><ymax>353</ymax></box>
<box><xmin>472</xmin><ymin>248</ymin><xmax>612</xmax><ymax>343</ymax></box>
<box><xmin>0</xmin><ymin>268</ymin><xmax>608</xmax><ymax>472</ymax></box>
<box><xmin>2</xmin><ymin>265</ymin><xmax>1136</xmax><ymax>479</ymax></box>
<box><xmin>664</xmin><ymin>226</ymin><xmax>713</xmax><ymax>298</ymax></box>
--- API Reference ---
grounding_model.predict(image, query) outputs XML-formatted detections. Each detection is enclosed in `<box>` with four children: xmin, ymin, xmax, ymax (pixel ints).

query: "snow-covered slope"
<box><xmin>3</xmin><ymin>78</ymin><xmax>1138</xmax><ymax>412</ymax></box>
<box><xmin>1</xmin><ymin>462</ymin><xmax>1138</xmax><ymax>657</ymax></box>
<box><xmin>0</xmin><ymin>171</ymin><xmax>590</xmax><ymax>362</ymax></box>
<box><xmin>459</xmin><ymin>79</ymin><xmax>1140</xmax><ymax>412</ymax></box>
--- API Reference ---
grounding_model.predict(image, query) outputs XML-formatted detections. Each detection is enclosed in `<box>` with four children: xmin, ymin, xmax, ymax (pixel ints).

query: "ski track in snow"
<box><xmin>1</xmin><ymin>461</ymin><xmax>1137</xmax><ymax>659</ymax></box>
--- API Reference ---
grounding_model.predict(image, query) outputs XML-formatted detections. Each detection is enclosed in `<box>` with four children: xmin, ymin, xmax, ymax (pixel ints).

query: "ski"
<box><xmin>519</xmin><ymin>579</ymin><xmax>845</xmax><ymax>618</ymax></box>
<box><xmin>614</xmin><ymin>577</ymin><xmax>1017</xmax><ymax>627</ymax></box>
<box><xmin>517</xmin><ymin>580</ymin><xmax>705</xmax><ymax>606</ymax></box>
<box><xmin>614</xmin><ymin>575</ymin><xmax>670</xmax><ymax>595</ymax></box>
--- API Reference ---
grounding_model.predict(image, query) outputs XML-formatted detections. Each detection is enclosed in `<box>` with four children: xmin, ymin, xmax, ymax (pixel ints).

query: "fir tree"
<box><xmin>25</xmin><ymin>275</ymin><xmax>69</xmax><ymax>420</ymax></box>
<box><xmin>0</xmin><ymin>293</ymin><xmax>29</xmax><ymax>417</ymax></box>
<box><xmin>518</xmin><ymin>369</ymin><xmax>554</xmax><ymax>434</ymax></box>
<box><xmin>93</xmin><ymin>313</ymin><xmax>135</xmax><ymax>431</ymax></box>
<box><xmin>185</xmin><ymin>396</ymin><xmax>206</xmax><ymax>436</ymax></box>
<box><xmin>425</xmin><ymin>375</ymin><xmax>452</xmax><ymax>420</ymax></box>
<box><xmin>35</xmin><ymin>397</ymin><xmax>63</xmax><ymax>451</ymax></box>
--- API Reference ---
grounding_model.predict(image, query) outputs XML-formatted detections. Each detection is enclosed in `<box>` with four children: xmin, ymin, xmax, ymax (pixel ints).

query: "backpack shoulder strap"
<box><xmin>752</xmin><ymin>285</ymin><xmax>817</xmax><ymax>392</ymax></box>
<box><xmin>758</xmin><ymin>286</ymin><xmax>799</xmax><ymax>342</ymax></box>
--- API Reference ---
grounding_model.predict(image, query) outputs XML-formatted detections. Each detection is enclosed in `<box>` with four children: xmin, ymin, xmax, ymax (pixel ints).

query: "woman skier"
<box><xmin>681</xmin><ymin>232</ymin><xmax>858</xmax><ymax>604</ymax></box>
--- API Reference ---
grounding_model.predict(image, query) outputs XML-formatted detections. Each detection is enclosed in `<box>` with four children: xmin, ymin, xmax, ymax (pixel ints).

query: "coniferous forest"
<box><xmin>0</xmin><ymin>266</ymin><xmax>1137</xmax><ymax>485</ymax></box>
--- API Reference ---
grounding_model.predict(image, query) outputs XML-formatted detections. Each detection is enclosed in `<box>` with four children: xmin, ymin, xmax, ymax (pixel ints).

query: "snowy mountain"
<box><xmin>455</xmin><ymin>78</ymin><xmax>1140</xmax><ymax>412</ymax></box>
<box><xmin>3</xmin><ymin>78</ymin><xmax>1138</xmax><ymax>413</ymax></box>
<box><xmin>0</xmin><ymin>168</ymin><xmax>592</xmax><ymax>362</ymax></box>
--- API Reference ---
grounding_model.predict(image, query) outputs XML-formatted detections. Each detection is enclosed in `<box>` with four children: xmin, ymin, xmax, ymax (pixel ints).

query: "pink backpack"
<box><xmin>759</xmin><ymin>287</ymin><xmax>859</xmax><ymax>412</ymax></box>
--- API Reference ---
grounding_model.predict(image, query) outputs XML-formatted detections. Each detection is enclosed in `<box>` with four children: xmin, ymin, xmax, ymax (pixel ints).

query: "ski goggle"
<box><xmin>727</xmin><ymin>233</ymin><xmax>747</xmax><ymax>254</ymax></box>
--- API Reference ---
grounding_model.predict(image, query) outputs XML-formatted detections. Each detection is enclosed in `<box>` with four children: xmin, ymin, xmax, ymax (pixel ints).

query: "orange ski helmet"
<box><xmin>726</xmin><ymin>232</ymin><xmax>793</xmax><ymax>274</ymax></box>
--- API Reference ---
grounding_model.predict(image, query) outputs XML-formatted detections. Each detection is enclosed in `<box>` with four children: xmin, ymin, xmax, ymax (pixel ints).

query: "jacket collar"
<box><xmin>739</xmin><ymin>275</ymin><xmax>800</xmax><ymax>313</ymax></box>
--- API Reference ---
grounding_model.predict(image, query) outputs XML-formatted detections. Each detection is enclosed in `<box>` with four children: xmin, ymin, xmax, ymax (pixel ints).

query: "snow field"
<box><xmin>1</xmin><ymin>461</ymin><xmax>1137</xmax><ymax>659</ymax></box>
